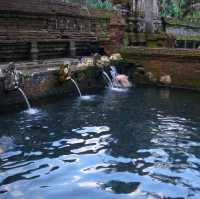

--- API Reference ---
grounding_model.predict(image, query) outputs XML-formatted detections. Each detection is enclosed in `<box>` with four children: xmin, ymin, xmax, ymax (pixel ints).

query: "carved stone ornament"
<box><xmin>2</xmin><ymin>63</ymin><xmax>20</xmax><ymax>92</ymax></box>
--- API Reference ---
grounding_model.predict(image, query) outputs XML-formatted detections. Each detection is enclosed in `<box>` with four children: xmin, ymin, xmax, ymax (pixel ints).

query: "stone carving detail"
<box><xmin>130</xmin><ymin>0</ymin><xmax>161</xmax><ymax>33</ymax></box>
<box><xmin>58</xmin><ymin>64</ymin><xmax>71</xmax><ymax>83</ymax></box>
<box><xmin>146</xmin><ymin>71</ymin><xmax>157</xmax><ymax>83</ymax></box>
<box><xmin>2</xmin><ymin>63</ymin><xmax>20</xmax><ymax>91</ymax></box>
<box><xmin>153</xmin><ymin>20</ymin><xmax>162</xmax><ymax>33</ymax></box>
<box><xmin>136</xmin><ymin>19</ymin><xmax>146</xmax><ymax>33</ymax></box>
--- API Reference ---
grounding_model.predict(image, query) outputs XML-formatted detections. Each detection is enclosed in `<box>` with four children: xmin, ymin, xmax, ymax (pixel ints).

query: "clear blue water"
<box><xmin>0</xmin><ymin>87</ymin><xmax>200</xmax><ymax>199</ymax></box>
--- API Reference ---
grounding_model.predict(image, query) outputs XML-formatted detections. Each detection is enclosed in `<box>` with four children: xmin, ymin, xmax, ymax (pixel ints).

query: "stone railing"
<box><xmin>165</xmin><ymin>18</ymin><xmax>200</xmax><ymax>29</ymax></box>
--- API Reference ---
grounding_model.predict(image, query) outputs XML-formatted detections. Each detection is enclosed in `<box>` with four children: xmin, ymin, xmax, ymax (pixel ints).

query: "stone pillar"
<box><xmin>70</xmin><ymin>40</ymin><xmax>76</xmax><ymax>57</ymax></box>
<box><xmin>153</xmin><ymin>0</ymin><xmax>159</xmax><ymax>17</ymax></box>
<box><xmin>31</xmin><ymin>41</ymin><xmax>39</xmax><ymax>61</ymax></box>
<box><xmin>144</xmin><ymin>0</ymin><xmax>154</xmax><ymax>33</ymax></box>
<box><xmin>138</xmin><ymin>0</ymin><xmax>145</xmax><ymax>16</ymax></box>
<box><xmin>144</xmin><ymin>0</ymin><xmax>160</xmax><ymax>33</ymax></box>
<box><xmin>132</xmin><ymin>0</ymin><xmax>145</xmax><ymax>16</ymax></box>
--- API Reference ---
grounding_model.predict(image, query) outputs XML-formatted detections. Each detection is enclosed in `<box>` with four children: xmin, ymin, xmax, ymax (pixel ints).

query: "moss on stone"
<box><xmin>146</xmin><ymin>41</ymin><xmax>157</xmax><ymax>48</ymax></box>
<box><xmin>165</xmin><ymin>18</ymin><xmax>200</xmax><ymax>29</ymax></box>
<box><xmin>120</xmin><ymin>47</ymin><xmax>200</xmax><ymax>60</ymax></box>
<box><xmin>176</xmin><ymin>35</ymin><xmax>200</xmax><ymax>41</ymax></box>
<box><xmin>120</xmin><ymin>47</ymin><xmax>200</xmax><ymax>90</ymax></box>
<box><xmin>173</xmin><ymin>77</ymin><xmax>200</xmax><ymax>88</ymax></box>
<box><xmin>123</xmin><ymin>33</ymin><xmax>129</xmax><ymax>47</ymax></box>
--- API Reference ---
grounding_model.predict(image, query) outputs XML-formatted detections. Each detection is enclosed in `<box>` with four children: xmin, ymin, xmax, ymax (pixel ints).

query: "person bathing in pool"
<box><xmin>110</xmin><ymin>66</ymin><xmax>132</xmax><ymax>88</ymax></box>
<box><xmin>94</xmin><ymin>53</ymin><xmax>132</xmax><ymax>88</ymax></box>
<box><xmin>115</xmin><ymin>74</ymin><xmax>132</xmax><ymax>88</ymax></box>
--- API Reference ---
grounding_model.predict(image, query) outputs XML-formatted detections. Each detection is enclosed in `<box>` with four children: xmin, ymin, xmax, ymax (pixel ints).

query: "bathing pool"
<box><xmin>0</xmin><ymin>87</ymin><xmax>200</xmax><ymax>199</ymax></box>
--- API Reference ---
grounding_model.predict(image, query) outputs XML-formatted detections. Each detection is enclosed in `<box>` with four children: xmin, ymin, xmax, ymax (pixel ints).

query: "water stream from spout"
<box><xmin>102</xmin><ymin>70</ymin><xmax>113</xmax><ymax>88</ymax></box>
<box><xmin>18</xmin><ymin>88</ymin><xmax>31</xmax><ymax>110</ymax></box>
<box><xmin>70</xmin><ymin>78</ymin><xmax>82</xmax><ymax>97</ymax></box>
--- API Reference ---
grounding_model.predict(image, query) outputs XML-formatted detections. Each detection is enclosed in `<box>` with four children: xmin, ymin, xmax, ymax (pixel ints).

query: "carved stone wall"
<box><xmin>165</xmin><ymin>19</ymin><xmax>200</xmax><ymax>49</ymax></box>
<box><xmin>130</xmin><ymin>0</ymin><xmax>161</xmax><ymax>33</ymax></box>
<box><xmin>121</xmin><ymin>47</ymin><xmax>200</xmax><ymax>90</ymax></box>
<box><xmin>131</xmin><ymin>0</ymin><xmax>159</xmax><ymax>18</ymax></box>
<box><xmin>0</xmin><ymin>0</ymin><xmax>113</xmax><ymax>62</ymax></box>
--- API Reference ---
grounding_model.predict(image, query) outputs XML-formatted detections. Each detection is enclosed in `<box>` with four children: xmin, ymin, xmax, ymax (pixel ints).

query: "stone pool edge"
<box><xmin>121</xmin><ymin>47</ymin><xmax>200</xmax><ymax>92</ymax></box>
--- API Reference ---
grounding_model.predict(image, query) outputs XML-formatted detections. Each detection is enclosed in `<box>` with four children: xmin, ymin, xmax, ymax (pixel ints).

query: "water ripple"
<box><xmin>0</xmin><ymin>87</ymin><xmax>200</xmax><ymax>199</ymax></box>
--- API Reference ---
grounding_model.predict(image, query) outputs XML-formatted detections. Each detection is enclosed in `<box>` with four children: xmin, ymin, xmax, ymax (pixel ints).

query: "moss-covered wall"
<box><xmin>0</xmin><ymin>63</ymin><xmax>104</xmax><ymax>110</ymax></box>
<box><xmin>121</xmin><ymin>47</ymin><xmax>200</xmax><ymax>90</ymax></box>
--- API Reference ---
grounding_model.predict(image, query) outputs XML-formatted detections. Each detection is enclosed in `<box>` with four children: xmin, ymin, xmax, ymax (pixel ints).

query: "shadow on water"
<box><xmin>0</xmin><ymin>87</ymin><xmax>200</xmax><ymax>198</ymax></box>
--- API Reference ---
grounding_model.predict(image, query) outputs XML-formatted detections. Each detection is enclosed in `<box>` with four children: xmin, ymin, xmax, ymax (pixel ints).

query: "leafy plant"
<box><xmin>160</xmin><ymin>0</ymin><xmax>200</xmax><ymax>18</ymax></box>
<box><xmin>64</xmin><ymin>0</ymin><xmax>113</xmax><ymax>10</ymax></box>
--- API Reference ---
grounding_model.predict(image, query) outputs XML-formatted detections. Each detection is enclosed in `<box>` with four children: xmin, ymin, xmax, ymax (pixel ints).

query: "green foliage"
<box><xmin>86</xmin><ymin>0</ymin><xmax>113</xmax><ymax>9</ymax></box>
<box><xmin>160</xmin><ymin>0</ymin><xmax>200</xmax><ymax>18</ymax></box>
<box><xmin>64</xmin><ymin>0</ymin><xmax>200</xmax><ymax>18</ymax></box>
<box><xmin>64</xmin><ymin>0</ymin><xmax>113</xmax><ymax>10</ymax></box>
<box><xmin>160</xmin><ymin>0</ymin><xmax>184</xmax><ymax>17</ymax></box>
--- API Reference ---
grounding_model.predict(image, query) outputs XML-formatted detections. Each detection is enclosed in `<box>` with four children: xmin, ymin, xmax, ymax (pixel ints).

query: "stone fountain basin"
<box><xmin>0</xmin><ymin>58</ymin><xmax>104</xmax><ymax>111</ymax></box>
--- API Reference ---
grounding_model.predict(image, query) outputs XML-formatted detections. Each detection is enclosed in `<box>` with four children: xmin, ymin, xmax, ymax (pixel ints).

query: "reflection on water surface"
<box><xmin>0</xmin><ymin>87</ymin><xmax>200</xmax><ymax>199</ymax></box>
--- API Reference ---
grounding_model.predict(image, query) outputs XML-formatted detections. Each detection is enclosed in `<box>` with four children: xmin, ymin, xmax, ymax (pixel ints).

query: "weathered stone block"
<box><xmin>121</xmin><ymin>47</ymin><xmax>200</xmax><ymax>90</ymax></box>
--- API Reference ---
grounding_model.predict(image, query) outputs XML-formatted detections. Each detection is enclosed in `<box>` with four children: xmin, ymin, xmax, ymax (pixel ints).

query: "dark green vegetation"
<box><xmin>64</xmin><ymin>0</ymin><xmax>200</xmax><ymax>19</ymax></box>
<box><xmin>64</xmin><ymin>0</ymin><xmax>113</xmax><ymax>9</ymax></box>
<box><xmin>159</xmin><ymin>0</ymin><xmax>200</xmax><ymax>18</ymax></box>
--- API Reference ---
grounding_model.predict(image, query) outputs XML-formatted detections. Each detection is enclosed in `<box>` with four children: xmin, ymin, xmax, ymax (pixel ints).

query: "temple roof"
<box><xmin>0</xmin><ymin>0</ymin><xmax>90</xmax><ymax>17</ymax></box>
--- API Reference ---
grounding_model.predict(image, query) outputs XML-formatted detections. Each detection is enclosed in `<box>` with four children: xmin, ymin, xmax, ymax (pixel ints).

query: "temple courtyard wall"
<box><xmin>121</xmin><ymin>47</ymin><xmax>200</xmax><ymax>91</ymax></box>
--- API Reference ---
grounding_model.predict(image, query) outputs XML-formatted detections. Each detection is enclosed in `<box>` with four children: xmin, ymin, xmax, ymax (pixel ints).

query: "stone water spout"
<box><xmin>1</xmin><ymin>62</ymin><xmax>20</xmax><ymax>92</ymax></box>
<box><xmin>95</xmin><ymin>53</ymin><xmax>132</xmax><ymax>89</ymax></box>
<box><xmin>1</xmin><ymin>62</ymin><xmax>32</xmax><ymax>110</ymax></box>
<box><xmin>58</xmin><ymin>62</ymin><xmax>95</xmax><ymax>100</ymax></box>
<box><xmin>58</xmin><ymin>63</ymin><xmax>82</xmax><ymax>97</ymax></box>
<box><xmin>58</xmin><ymin>64</ymin><xmax>72</xmax><ymax>83</ymax></box>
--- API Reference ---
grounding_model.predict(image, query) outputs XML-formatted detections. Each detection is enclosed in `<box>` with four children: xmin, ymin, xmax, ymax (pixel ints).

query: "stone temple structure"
<box><xmin>119</xmin><ymin>0</ymin><xmax>173</xmax><ymax>47</ymax></box>
<box><xmin>130</xmin><ymin>0</ymin><xmax>161</xmax><ymax>33</ymax></box>
<box><xmin>165</xmin><ymin>18</ymin><xmax>200</xmax><ymax>49</ymax></box>
<box><xmin>127</xmin><ymin>0</ymin><xmax>200</xmax><ymax>49</ymax></box>
<box><xmin>0</xmin><ymin>0</ymin><xmax>112</xmax><ymax>62</ymax></box>
<box><xmin>0</xmin><ymin>0</ymin><xmax>174</xmax><ymax>63</ymax></box>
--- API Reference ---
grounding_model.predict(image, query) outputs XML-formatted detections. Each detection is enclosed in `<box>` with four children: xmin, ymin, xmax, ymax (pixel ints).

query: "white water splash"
<box><xmin>18</xmin><ymin>88</ymin><xmax>31</xmax><ymax>110</ymax></box>
<box><xmin>102</xmin><ymin>71</ymin><xmax>113</xmax><ymax>88</ymax></box>
<box><xmin>24</xmin><ymin>108</ymin><xmax>39</xmax><ymax>115</ymax></box>
<box><xmin>110</xmin><ymin>87</ymin><xmax>129</xmax><ymax>92</ymax></box>
<box><xmin>70</xmin><ymin>78</ymin><xmax>82</xmax><ymax>97</ymax></box>
<box><xmin>80</xmin><ymin>95</ymin><xmax>96</xmax><ymax>101</ymax></box>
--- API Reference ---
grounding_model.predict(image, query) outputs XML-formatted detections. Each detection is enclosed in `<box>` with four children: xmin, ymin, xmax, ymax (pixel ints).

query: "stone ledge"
<box><xmin>121</xmin><ymin>47</ymin><xmax>200</xmax><ymax>91</ymax></box>
<box><xmin>121</xmin><ymin>47</ymin><xmax>200</xmax><ymax>59</ymax></box>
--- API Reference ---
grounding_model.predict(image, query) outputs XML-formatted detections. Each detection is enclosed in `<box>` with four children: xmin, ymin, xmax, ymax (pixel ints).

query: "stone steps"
<box><xmin>62</xmin><ymin>32</ymin><xmax>97</xmax><ymax>41</ymax></box>
<box><xmin>0</xmin><ymin>0</ymin><xmax>89</xmax><ymax>17</ymax></box>
<box><xmin>0</xmin><ymin>42</ymin><xmax>30</xmax><ymax>62</ymax></box>
<box><xmin>0</xmin><ymin>30</ymin><xmax>60</xmax><ymax>40</ymax></box>
<box><xmin>38</xmin><ymin>41</ymin><xmax>70</xmax><ymax>59</ymax></box>
<box><xmin>0</xmin><ymin>30</ymin><xmax>97</xmax><ymax>41</ymax></box>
